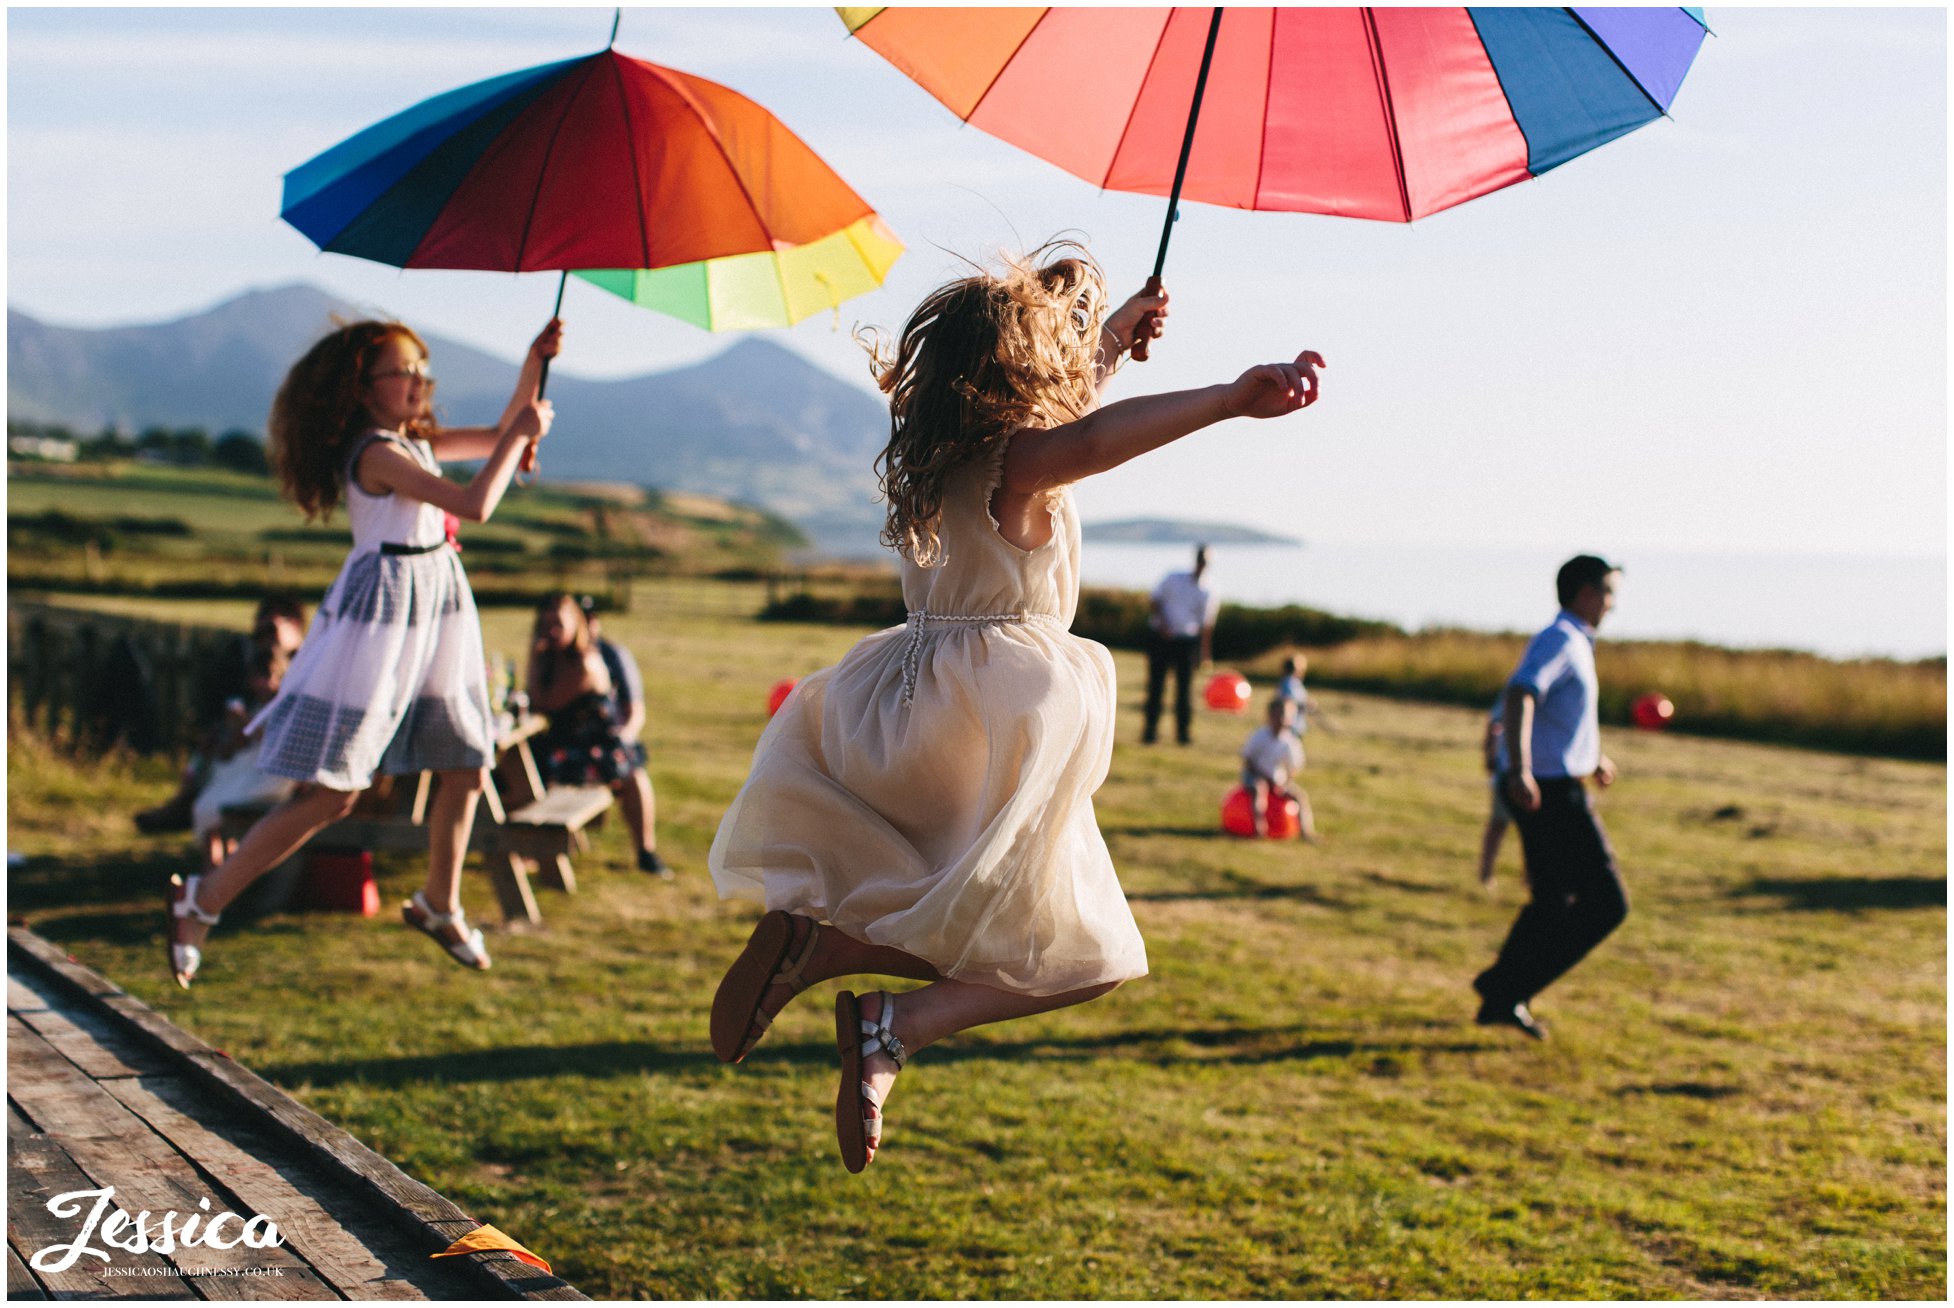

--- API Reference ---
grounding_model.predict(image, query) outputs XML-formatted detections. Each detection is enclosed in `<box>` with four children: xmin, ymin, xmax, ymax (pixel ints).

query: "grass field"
<box><xmin>6</xmin><ymin>581</ymin><xmax>1945</xmax><ymax>1299</ymax></box>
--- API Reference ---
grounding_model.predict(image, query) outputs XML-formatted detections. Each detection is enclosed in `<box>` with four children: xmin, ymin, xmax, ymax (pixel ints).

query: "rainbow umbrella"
<box><xmin>839</xmin><ymin>6</ymin><xmax>1707</xmax><ymax>353</ymax></box>
<box><xmin>282</xmin><ymin>26</ymin><xmax>902</xmax><ymax>458</ymax></box>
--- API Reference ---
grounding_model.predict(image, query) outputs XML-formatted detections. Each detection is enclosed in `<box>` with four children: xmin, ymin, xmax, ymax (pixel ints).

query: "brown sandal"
<box><xmin>834</xmin><ymin>990</ymin><xmax>906</xmax><ymax>1174</ymax></box>
<box><xmin>710</xmin><ymin>911</ymin><xmax>819</xmax><ymax>1062</ymax></box>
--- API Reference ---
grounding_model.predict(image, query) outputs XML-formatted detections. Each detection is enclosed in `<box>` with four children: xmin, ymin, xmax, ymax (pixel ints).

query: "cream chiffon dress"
<box><xmin>709</xmin><ymin>445</ymin><xmax>1148</xmax><ymax>996</ymax></box>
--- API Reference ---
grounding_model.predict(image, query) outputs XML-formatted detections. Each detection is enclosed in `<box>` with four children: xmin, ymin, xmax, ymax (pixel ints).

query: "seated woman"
<box><xmin>526</xmin><ymin>593</ymin><xmax>670</xmax><ymax>877</ymax></box>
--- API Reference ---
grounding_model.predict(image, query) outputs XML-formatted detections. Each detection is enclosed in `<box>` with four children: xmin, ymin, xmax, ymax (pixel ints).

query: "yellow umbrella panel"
<box><xmin>574</xmin><ymin>215</ymin><xmax>903</xmax><ymax>331</ymax></box>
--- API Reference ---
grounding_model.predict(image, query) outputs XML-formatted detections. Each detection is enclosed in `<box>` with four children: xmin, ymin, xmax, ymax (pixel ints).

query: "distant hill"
<box><xmin>7</xmin><ymin>284</ymin><xmax>888</xmax><ymax>555</ymax></box>
<box><xmin>1083</xmin><ymin>518</ymin><xmax>1301</xmax><ymax>546</ymax></box>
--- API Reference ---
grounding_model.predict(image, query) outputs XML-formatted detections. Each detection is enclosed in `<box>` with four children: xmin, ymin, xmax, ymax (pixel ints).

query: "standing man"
<box><xmin>1472</xmin><ymin>555</ymin><xmax>1628</xmax><ymax>1040</ymax></box>
<box><xmin>1143</xmin><ymin>543</ymin><xmax>1218</xmax><ymax>745</ymax></box>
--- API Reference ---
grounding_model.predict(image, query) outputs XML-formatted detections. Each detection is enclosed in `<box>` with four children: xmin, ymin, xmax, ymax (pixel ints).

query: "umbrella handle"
<box><xmin>1130</xmin><ymin>276</ymin><xmax>1165</xmax><ymax>363</ymax></box>
<box><xmin>519</xmin><ymin>354</ymin><xmax>550</xmax><ymax>473</ymax></box>
<box><xmin>520</xmin><ymin>274</ymin><xmax>569</xmax><ymax>474</ymax></box>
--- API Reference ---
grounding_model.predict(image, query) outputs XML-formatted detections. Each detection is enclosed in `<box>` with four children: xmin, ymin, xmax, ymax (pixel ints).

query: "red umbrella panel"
<box><xmin>838</xmin><ymin>6</ymin><xmax>1709</xmax><ymax>223</ymax></box>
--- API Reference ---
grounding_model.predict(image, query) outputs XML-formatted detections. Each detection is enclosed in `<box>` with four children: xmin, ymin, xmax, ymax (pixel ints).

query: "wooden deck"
<box><xmin>6</xmin><ymin>929</ymin><xmax>585</xmax><ymax>1301</ymax></box>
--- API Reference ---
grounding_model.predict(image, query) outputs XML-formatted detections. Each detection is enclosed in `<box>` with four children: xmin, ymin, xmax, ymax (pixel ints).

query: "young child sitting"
<box><xmin>190</xmin><ymin>643</ymin><xmax>297</xmax><ymax>873</ymax></box>
<box><xmin>1240</xmin><ymin>696</ymin><xmax>1318</xmax><ymax>841</ymax></box>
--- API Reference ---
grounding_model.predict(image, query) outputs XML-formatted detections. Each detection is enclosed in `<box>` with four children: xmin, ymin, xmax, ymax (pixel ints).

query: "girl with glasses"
<box><xmin>166</xmin><ymin>316</ymin><xmax>559</xmax><ymax>986</ymax></box>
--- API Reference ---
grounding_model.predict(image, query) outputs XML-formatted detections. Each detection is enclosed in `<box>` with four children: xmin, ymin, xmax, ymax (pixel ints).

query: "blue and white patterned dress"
<box><xmin>250</xmin><ymin>430</ymin><xmax>494</xmax><ymax>791</ymax></box>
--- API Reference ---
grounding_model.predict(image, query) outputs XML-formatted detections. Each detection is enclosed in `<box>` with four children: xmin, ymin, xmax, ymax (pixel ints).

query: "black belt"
<box><xmin>380</xmin><ymin>540</ymin><xmax>448</xmax><ymax>556</ymax></box>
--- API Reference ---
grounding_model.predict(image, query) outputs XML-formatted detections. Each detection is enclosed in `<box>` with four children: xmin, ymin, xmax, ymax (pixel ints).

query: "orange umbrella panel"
<box><xmin>285</xmin><ymin>49</ymin><xmax>880</xmax><ymax>272</ymax></box>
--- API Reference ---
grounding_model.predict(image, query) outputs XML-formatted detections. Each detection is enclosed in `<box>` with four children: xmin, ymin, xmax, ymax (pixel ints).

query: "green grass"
<box><xmin>7</xmin><ymin>581</ymin><xmax>1945</xmax><ymax>1298</ymax></box>
<box><xmin>6</xmin><ymin>462</ymin><xmax>799</xmax><ymax>597</ymax></box>
<box><xmin>1277</xmin><ymin>631</ymin><xmax>1946</xmax><ymax>762</ymax></box>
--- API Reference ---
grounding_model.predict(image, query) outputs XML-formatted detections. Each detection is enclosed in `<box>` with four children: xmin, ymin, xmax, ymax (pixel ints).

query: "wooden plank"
<box><xmin>100</xmin><ymin>1075</ymin><xmax>448</xmax><ymax>1302</ymax></box>
<box><xmin>11</xmin><ymin>968</ymin><xmax>173</xmax><ymax>1081</ymax></box>
<box><xmin>172</xmin><ymin>1053</ymin><xmax>582</xmax><ymax>1300</ymax></box>
<box><xmin>506</xmin><ymin>787</ymin><xmax>612</xmax><ymax>829</ymax></box>
<box><xmin>7</xmin><ymin>1018</ymin><xmax>333</xmax><ymax>1300</ymax></box>
<box><xmin>6</xmin><ymin>1245</ymin><xmax>48</xmax><ymax>1299</ymax></box>
<box><xmin>8</xmin><ymin>1105</ymin><xmax>196</xmax><ymax>1299</ymax></box>
<box><xmin>9</xmin><ymin>973</ymin><xmax>50</xmax><ymax>1014</ymax></box>
<box><xmin>9</xmin><ymin>932</ymin><xmax>585</xmax><ymax>1300</ymax></box>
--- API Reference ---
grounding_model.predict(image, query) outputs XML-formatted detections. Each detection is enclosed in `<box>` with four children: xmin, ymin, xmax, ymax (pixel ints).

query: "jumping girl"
<box><xmin>166</xmin><ymin>316</ymin><xmax>559</xmax><ymax>987</ymax></box>
<box><xmin>707</xmin><ymin>243</ymin><xmax>1326</xmax><ymax>1171</ymax></box>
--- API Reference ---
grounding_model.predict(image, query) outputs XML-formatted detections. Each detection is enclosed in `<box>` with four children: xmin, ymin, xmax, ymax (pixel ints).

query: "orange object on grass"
<box><xmin>1204</xmin><ymin>671</ymin><xmax>1251</xmax><ymax>713</ymax></box>
<box><xmin>1221</xmin><ymin>784</ymin><xmax>1301</xmax><ymax>840</ymax></box>
<box><xmin>431</xmin><ymin>1224</ymin><xmax>551</xmax><ymax>1273</ymax></box>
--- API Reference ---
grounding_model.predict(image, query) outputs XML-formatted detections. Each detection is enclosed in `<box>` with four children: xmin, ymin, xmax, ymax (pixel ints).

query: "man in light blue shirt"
<box><xmin>1472</xmin><ymin>555</ymin><xmax>1627</xmax><ymax>1040</ymax></box>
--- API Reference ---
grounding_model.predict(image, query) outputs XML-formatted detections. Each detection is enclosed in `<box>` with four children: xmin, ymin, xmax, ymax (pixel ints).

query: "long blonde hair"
<box><xmin>866</xmin><ymin>242</ymin><xmax>1109</xmax><ymax>566</ymax></box>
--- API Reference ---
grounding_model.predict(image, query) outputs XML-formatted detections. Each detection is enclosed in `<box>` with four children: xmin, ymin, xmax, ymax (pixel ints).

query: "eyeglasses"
<box><xmin>365</xmin><ymin>364</ymin><xmax>435</xmax><ymax>385</ymax></box>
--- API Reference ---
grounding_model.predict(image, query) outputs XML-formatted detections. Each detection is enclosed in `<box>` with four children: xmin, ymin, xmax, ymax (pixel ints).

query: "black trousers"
<box><xmin>1142</xmin><ymin>632</ymin><xmax>1199</xmax><ymax>743</ymax></box>
<box><xmin>1475</xmin><ymin>777</ymin><xmax>1628</xmax><ymax>1005</ymax></box>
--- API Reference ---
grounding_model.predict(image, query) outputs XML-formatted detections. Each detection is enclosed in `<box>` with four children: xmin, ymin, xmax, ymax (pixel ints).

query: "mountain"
<box><xmin>1083</xmin><ymin>518</ymin><xmax>1301</xmax><ymax>546</ymax></box>
<box><xmin>7</xmin><ymin>284</ymin><xmax>888</xmax><ymax>554</ymax></box>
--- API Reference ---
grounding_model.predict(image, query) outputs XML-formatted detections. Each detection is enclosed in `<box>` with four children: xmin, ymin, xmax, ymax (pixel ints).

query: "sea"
<box><xmin>1076</xmin><ymin>542</ymin><xmax>1948</xmax><ymax>662</ymax></box>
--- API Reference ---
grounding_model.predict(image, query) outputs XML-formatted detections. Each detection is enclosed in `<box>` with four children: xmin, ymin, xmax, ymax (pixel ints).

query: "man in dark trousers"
<box><xmin>1142</xmin><ymin>543</ymin><xmax>1218</xmax><ymax>745</ymax></box>
<box><xmin>1473</xmin><ymin>555</ymin><xmax>1628</xmax><ymax>1040</ymax></box>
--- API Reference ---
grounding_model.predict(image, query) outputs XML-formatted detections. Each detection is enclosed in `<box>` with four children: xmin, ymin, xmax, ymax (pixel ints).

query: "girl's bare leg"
<box><xmin>742</xmin><ymin>922</ymin><xmax>943</xmax><ymax>1034</ymax></box>
<box><xmin>422</xmin><ymin>769</ymin><xmax>484</xmax><ymax>915</ymax></box>
<box><xmin>175</xmin><ymin>784</ymin><xmax>360</xmax><ymax>951</ymax></box>
<box><xmin>852</xmin><ymin>979</ymin><xmax>1122</xmax><ymax>1162</ymax></box>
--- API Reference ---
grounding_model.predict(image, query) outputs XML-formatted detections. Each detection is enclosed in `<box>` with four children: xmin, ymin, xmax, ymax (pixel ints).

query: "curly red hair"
<box><xmin>267</xmin><ymin>320</ymin><xmax>435</xmax><ymax>521</ymax></box>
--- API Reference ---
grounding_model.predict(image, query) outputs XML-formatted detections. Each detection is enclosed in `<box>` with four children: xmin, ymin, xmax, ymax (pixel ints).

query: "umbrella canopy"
<box><xmin>838</xmin><ymin>7</ymin><xmax>1709</xmax><ymax>224</ymax></box>
<box><xmin>284</xmin><ymin>46</ymin><xmax>892</xmax><ymax>271</ymax></box>
<box><xmin>572</xmin><ymin>216</ymin><xmax>902</xmax><ymax>331</ymax></box>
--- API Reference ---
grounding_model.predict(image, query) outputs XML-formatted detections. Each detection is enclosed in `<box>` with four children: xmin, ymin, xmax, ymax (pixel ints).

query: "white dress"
<box><xmin>710</xmin><ymin>443</ymin><xmax>1148</xmax><ymax>996</ymax></box>
<box><xmin>250</xmin><ymin>431</ymin><xmax>493</xmax><ymax>791</ymax></box>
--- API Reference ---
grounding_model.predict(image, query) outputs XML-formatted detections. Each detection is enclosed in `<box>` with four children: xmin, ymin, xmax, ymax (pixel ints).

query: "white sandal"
<box><xmin>168</xmin><ymin>873</ymin><xmax>220</xmax><ymax>989</ymax></box>
<box><xmin>835</xmin><ymin>990</ymin><xmax>907</xmax><ymax>1174</ymax></box>
<box><xmin>401</xmin><ymin>892</ymin><xmax>491</xmax><ymax>971</ymax></box>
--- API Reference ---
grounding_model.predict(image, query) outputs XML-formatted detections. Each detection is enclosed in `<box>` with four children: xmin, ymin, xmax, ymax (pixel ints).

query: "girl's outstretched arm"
<box><xmin>425</xmin><ymin>320</ymin><xmax>563</xmax><ymax>461</ymax></box>
<box><xmin>356</xmin><ymin>395</ymin><xmax>553</xmax><ymax>523</ymax></box>
<box><xmin>1005</xmin><ymin>350</ymin><xmax>1326</xmax><ymax>496</ymax></box>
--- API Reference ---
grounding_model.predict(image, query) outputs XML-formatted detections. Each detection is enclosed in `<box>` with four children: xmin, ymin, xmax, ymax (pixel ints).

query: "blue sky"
<box><xmin>6</xmin><ymin>5</ymin><xmax>1946</xmax><ymax>562</ymax></box>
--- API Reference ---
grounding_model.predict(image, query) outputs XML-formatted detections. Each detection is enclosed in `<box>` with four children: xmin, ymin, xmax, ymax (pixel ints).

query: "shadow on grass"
<box><xmin>261</xmin><ymin>1023</ymin><xmax>1504</xmax><ymax>1089</ymax></box>
<box><xmin>7</xmin><ymin>847</ymin><xmax>178</xmax><ymax>911</ymax></box>
<box><xmin>1618</xmin><ymin>1082</ymin><xmax>1744</xmax><ymax>1100</ymax></box>
<box><xmin>1729</xmin><ymin>874</ymin><xmax>1945</xmax><ymax>912</ymax></box>
<box><xmin>1127</xmin><ymin>869</ymin><xmax>1347</xmax><ymax>907</ymax></box>
<box><xmin>1106</xmin><ymin>824</ymin><xmax>1242</xmax><ymax>839</ymax></box>
<box><xmin>12</xmin><ymin>848</ymin><xmax>334</xmax><ymax>952</ymax></box>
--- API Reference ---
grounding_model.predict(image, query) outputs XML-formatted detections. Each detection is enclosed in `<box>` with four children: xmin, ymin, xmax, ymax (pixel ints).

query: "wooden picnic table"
<box><xmin>222</xmin><ymin>715</ymin><xmax>613</xmax><ymax>928</ymax></box>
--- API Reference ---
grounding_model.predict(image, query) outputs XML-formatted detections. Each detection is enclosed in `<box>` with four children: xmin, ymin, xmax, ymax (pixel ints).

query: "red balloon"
<box><xmin>1631</xmin><ymin>692</ymin><xmax>1675</xmax><ymax>731</ymax></box>
<box><xmin>766</xmin><ymin>678</ymin><xmax>799</xmax><ymax>718</ymax></box>
<box><xmin>1221</xmin><ymin>785</ymin><xmax>1301</xmax><ymax>840</ymax></box>
<box><xmin>1204</xmin><ymin>671</ymin><xmax>1252</xmax><ymax>713</ymax></box>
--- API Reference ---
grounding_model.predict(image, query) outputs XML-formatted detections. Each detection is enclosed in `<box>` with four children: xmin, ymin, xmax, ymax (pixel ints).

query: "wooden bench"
<box><xmin>220</xmin><ymin>779</ymin><xmax>614</xmax><ymax>928</ymax></box>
